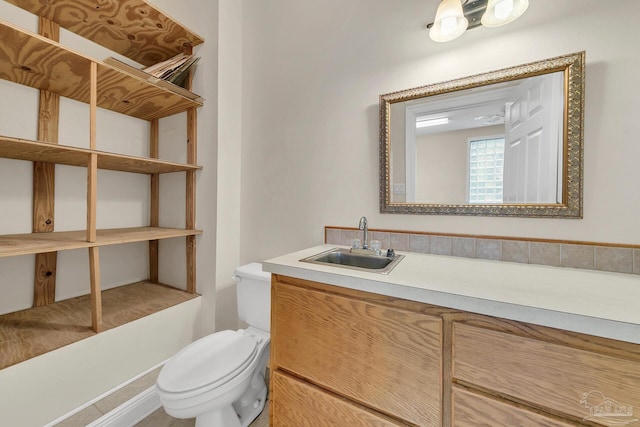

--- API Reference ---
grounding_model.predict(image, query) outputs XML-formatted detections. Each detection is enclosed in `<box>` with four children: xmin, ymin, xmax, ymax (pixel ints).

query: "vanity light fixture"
<box><xmin>428</xmin><ymin>0</ymin><xmax>529</xmax><ymax>42</ymax></box>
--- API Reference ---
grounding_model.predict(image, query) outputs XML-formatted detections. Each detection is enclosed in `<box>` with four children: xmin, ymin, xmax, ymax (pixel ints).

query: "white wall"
<box><xmin>415</xmin><ymin>130</ymin><xmax>469</xmax><ymax>204</ymax></box>
<box><xmin>240</xmin><ymin>0</ymin><xmax>640</xmax><ymax>265</ymax></box>
<box><xmin>216</xmin><ymin>0</ymin><xmax>244</xmax><ymax>332</ymax></box>
<box><xmin>150</xmin><ymin>0</ymin><xmax>219</xmax><ymax>339</ymax></box>
<box><xmin>0</xmin><ymin>0</ymin><xmax>219</xmax><ymax>424</ymax></box>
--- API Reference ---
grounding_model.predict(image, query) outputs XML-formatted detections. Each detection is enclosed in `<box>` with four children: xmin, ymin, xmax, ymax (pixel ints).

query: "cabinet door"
<box><xmin>452</xmin><ymin>386</ymin><xmax>574</xmax><ymax>427</ymax></box>
<box><xmin>453</xmin><ymin>322</ymin><xmax>640</xmax><ymax>426</ymax></box>
<box><xmin>272</xmin><ymin>370</ymin><xmax>403</xmax><ymax>426</ymax></box>
<box><xmin>272</xmin><ymin>280</ymin><xmax>442</xmax><ymax>426</ymax></box>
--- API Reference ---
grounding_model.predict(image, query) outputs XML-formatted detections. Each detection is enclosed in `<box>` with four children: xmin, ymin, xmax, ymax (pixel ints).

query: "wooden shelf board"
<box><xmin>5</xmin><ymin>0</ymin><xmax>204</xmax><ymax>67</ymax></box>
<box><xmin>0</xmin><ymin>281</ymin><xmax>199</xmax><ymax>370</ymax></box>
<box><xmin>0</xmin><ymin>136</ymin><xmax>202</xmax><ymax>174</ymax></box>
<box><xmin>0</xmin><ymin>20</ymin><xmax>203</xmax><ymax>120</ymax></box>
<box><xmin>0</xmin><ymin>227</ymin><xmax>203</xmax><ymax>258</ymax></box>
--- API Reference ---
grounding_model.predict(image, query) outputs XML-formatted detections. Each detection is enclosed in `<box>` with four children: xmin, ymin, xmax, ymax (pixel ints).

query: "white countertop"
<box><xmin>263</xmin><ymin>244</ymin><xmax>640</xmax><ymax>344</ymax></box>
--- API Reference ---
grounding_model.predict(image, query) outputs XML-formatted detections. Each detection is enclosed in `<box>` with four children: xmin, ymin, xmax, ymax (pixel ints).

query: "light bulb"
<box><xmin>440</xmin><ymin>16</ymin><xmax>458</xmax><ymax>36</ymax></box>
<box><xmin>481</xmin><ymin>0</ymin><xmax>529</xmax><ymax>27</ymax></box>
<box><xmin>494</xmin><ymin>0</ymin><xmax>513</xmax><ymax>20</ymax></box>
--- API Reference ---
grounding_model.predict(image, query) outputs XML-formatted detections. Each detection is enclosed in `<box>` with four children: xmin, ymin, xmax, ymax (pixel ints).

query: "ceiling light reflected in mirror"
<box><xmin>416</xmin><ymin>116</ymin><xmax>450</xmax><ymax>128</ymax></box>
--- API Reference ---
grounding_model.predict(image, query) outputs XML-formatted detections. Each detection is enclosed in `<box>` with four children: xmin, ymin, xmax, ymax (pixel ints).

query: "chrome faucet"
<box><xmin>358</xmin><ymin>216</ymin><xmax>369</xmax><ymax>249</ymax></box>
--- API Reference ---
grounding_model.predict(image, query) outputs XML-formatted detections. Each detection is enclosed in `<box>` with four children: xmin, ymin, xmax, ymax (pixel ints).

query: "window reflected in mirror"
<box><xmin>468</xmin><ymin>136</ymin><xmax>504</xmax><ymax>204</ymax></box>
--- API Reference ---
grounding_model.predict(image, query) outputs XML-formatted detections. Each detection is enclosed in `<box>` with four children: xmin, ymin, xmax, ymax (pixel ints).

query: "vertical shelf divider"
<box><xmin>185</xmin><ymin>42</ymin><xmax>197</xmax><ymax>295</ymax></box>
<box><xmin>149</xmin><ymin>118</ymin><xmax>160</xmax><ymax>283</ymax></box>
<box><xmin>88</xmin><ymin>247</ymin><xmax>102</xmax><ymax>332</ymax></box>
<box><xmin>87</xmin><ymin>60</ymin><xmax>101</xmax><ymax>331</ymax></box>
<box><xmin>186</xmin><ymin>106</ymin><xmax>197</xmax><ymax>294</ymax></box>
<box><xmin>87</xmin><ymin>61</ymin><xmax>98</xmax><ymax>242</ymax></box>
<box><xmin>87</xmin><ymin>153</ymin><xmax>98</xmax><ymax>242</ymax></box>
<box><xmin>32</xmin><ymin>17</ymin><xmax>60</xmax><ymax>307</ymax></box>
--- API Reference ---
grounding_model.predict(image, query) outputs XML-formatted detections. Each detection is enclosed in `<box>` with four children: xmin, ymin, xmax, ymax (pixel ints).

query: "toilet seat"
<box><xmin>157</xmin><ymin>330</ymin><xmax>258</xmax><ymax>397</ymax></box>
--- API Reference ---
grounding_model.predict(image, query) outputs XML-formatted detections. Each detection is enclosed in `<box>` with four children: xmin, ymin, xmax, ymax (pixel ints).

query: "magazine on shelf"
<box><xmin>103</xmin><ymin>56</ymin><xmax>203</xmax><ymax>102</ymax></box>
<box><xmin>166</xmin><ymin>57</ymin><xmax>201</xmax><ymax>86</ymax></box>
<box><xmin>142</xmin><ymin>53</ymin><xmax>191</xmax><ymax>78</ymax></box>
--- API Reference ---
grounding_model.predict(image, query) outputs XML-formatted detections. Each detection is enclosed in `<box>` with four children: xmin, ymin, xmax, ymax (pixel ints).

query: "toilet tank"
<box><xmin>234</xmin><ymin>263</ymin><xmax>272</xmax><ymax>332</ymax></box>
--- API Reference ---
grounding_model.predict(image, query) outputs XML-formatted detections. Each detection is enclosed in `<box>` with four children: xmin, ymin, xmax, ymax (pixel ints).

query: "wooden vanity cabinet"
<box><xmin>270</xmin><ymin>275</ymin><xmax>443</xmax><ymax>426</ymax></box>
<box><xmin>272</xmin><ymin>370</ymin><xmax>405</xmax><ymax>426</ymax></box>
<box><xmin>452</xmin><ymin>321</ymin><xmax>640</xmax><ymax>427</ymax></box>
<box><xmin>270</xmin><ymin>274</ymin><xmax>640</xmax><ymax>427</ymax></box>
<box><xmin>451</xmin><ymin>386</ymin><xmax>576</xmax><ymax>427</ymax></box>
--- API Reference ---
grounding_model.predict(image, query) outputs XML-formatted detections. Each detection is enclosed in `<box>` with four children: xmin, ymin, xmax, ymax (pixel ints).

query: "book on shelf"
<box><xmin>103</xmin><ymin>56</ymin><xmax>203</xmax><ymax>102</ymax></box>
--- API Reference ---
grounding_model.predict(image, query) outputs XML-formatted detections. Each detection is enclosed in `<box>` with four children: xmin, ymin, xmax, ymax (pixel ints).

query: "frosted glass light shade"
<box><xmin>429</xmin><ymin>0</ymin><xmax>469</xmax><ymax>42</ymax></box>
<box><xmin>481</xmin><ymin>0</ymin><xmax>529</xmax><ymax>27</ymax></box>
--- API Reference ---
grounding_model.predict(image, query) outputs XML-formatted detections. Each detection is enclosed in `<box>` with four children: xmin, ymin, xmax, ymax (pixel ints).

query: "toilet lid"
<box><xmin>157</xmin><ymin>330</ymin><xmax>258</xmax><ymax>394</ymax></box>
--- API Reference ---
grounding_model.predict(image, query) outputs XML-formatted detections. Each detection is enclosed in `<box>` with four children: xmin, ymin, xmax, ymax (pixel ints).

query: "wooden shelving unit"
<box><xmin>3</xmin><ymin>0</ymin><xmax>204</xmax><ymax>67</ymax></box>
<box><xmin>0</xmin><ymin>227</ymin><xmax>202</xmax><ymax>258</ymax></box>
<box><xmin>0</xmin><ymin>20</ymin><xmax>202</xmax><ymax>120</ymax></box>
<box><xmin>0</xmin><ymin>0</ymin><xmax>204</xmax><ymax>367</ymax></box>
<box><xmin>0</xmin><ymin>281</ymin><xmax>199</xmax><ymax>370</ymax></box>
<box><xmin>0</xmin><ymin>136</ymin><xmax>202</xmax><ymax>174</ymax></box>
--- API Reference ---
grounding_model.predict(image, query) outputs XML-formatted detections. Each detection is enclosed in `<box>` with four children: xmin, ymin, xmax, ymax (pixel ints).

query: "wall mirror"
<box><xmin>379</xmin><ymin>51</ymin><xmax>584</xmax><ymax>217</ymax></box>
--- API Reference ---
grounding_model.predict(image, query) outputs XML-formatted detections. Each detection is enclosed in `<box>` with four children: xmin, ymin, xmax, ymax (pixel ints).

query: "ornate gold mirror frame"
<box><xmin>379</xmin><ymin>51</ymin><xmax>585</xmax><ymax>217</ymax></box>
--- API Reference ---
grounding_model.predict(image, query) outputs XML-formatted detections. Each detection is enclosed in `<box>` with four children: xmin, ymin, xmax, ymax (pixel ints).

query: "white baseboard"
<box><xmin>44</xmin><ymin>361</ymin><xmax>167</xmax><ymax>427</ymax></box>
<box><xmin>86</xmin><ymin>386</ymin><xmax>162</xmax><ymax>427</ymax></box>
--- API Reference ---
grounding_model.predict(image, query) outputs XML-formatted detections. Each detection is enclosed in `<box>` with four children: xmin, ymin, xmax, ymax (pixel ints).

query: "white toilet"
<box><xmin>156</xmin><ymin>263</ymin><xmax>271</xmax><ymax>427</ymax></box>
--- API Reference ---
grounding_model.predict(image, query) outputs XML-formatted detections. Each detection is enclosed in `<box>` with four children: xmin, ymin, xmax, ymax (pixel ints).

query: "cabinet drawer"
<box><xmin>272</xmin><ymin>370</ymin><xmax>403</xmax><ymax>426</ymax></box>
<box><xmin>453</xmin><ymin>323</ymin><xmax>640</xmax><ymax>425</ymax></box>
<box><xmin>452</xmin><ymin>386</ymin><xmax>574</xmax><ymax>427</ymax></box>
<box><xmin>272</xmin><ymin>281</ymin><xmax>442</xmax><ymax>426</ymax></box>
